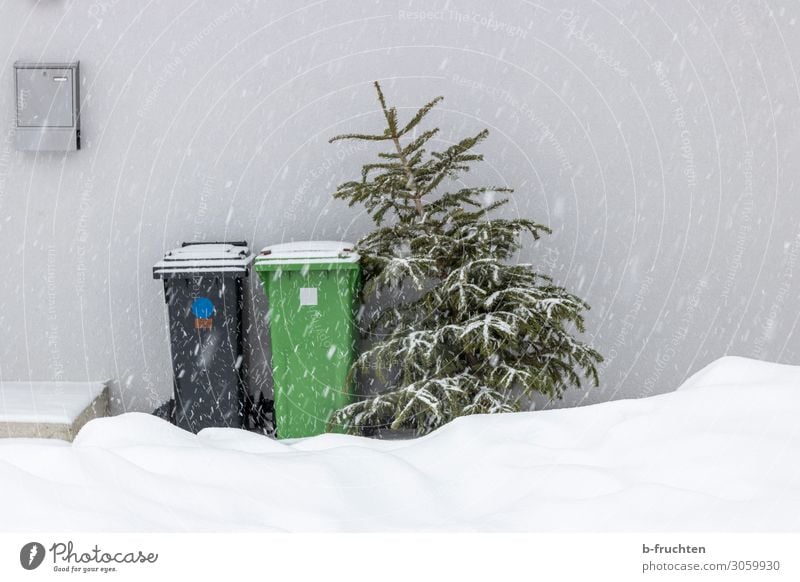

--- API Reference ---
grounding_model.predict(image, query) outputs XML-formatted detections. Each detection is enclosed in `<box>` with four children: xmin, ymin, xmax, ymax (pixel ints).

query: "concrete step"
<box><xmin>0</xmin><ymin>381</ymin><xmax>108</xmax><ymax>441</ymax></box>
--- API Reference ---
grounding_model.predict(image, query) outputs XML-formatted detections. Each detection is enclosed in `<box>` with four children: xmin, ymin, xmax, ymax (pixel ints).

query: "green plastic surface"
<box><xmin>255</xmin><ymin>261</ymin><xmax>360</xmax><ymax>438</ymax></box>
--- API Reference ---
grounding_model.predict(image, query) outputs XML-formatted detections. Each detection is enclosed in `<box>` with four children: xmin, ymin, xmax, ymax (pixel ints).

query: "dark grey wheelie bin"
<box><xmin>153</xmin><ymin>242</ymin><xmax>254</xmax><ymax>433</ymax></box>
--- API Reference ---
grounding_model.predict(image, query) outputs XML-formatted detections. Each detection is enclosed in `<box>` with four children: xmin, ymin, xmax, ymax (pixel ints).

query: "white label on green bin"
<box><xmin>299</xmin><ymin>287</ymin><xmax>318</xmax><ymax>306</ymax></box>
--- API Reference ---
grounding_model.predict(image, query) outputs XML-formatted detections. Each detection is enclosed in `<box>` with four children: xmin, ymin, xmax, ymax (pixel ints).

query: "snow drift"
<box><xmin>0</xmin><ymin>356</ymin><xmax>798</xmax><ymax>531</ymax></box>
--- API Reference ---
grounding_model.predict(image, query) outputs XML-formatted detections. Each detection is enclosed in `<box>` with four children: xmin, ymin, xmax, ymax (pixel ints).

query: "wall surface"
<box><xmin>0</xmin><ymin>0</ymin><xmax>798</xmax><ymax>414</ymax></box>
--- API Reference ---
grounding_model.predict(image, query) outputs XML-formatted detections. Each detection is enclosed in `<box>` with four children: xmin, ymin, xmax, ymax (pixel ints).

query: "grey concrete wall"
<box><xmin>0</xmin><ymin>0</ymin><xmax>797</xmax><ymax>413</ymax></box>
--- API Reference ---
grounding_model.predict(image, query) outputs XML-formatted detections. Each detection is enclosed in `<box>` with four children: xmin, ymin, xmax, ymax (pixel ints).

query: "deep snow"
<box><xmin>0</xmin><ymin>356</ymin><xmax>798</xmax><ymax>531</ymax></box>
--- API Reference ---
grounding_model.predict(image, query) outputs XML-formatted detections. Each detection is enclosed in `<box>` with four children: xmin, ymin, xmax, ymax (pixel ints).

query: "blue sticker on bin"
<box><xmin>191</xmin><ymin>297</ymin><xmax>215</xmax><ymax>318</ymax></box>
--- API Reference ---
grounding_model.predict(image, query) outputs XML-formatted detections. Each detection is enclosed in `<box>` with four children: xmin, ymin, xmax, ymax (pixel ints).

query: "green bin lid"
<box><xmin>255</xmin><ymin>241</ymin><xmax>360</xmax><ymax>271</ymax></box>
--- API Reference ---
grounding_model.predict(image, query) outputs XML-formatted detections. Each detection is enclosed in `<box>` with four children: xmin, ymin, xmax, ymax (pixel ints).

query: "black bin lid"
<box><xmin>153</xmin><ymin>242</ymin><xmax>254</xmax><ymax>279</ymax></box>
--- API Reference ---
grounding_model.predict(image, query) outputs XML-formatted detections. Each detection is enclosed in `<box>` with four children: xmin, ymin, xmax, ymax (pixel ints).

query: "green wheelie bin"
<box><xmin>254</xmin><ymin>241</ymin><xmax>360</xmax><ymax>438</ymax></box>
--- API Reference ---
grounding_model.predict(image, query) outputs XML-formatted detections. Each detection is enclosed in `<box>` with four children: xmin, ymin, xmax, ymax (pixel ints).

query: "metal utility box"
<box><xmin>14</xmin><ymin>61</ymin><xmax>80</xmax><ymax>151</ymax></box>
<box><xmin>153</xmin><ymin>242</ymin><xmax>254</xmax><ymax>433</ymax></box>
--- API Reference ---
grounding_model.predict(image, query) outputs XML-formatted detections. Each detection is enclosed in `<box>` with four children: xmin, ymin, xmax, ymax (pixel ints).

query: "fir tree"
<box><xmin>329</xmin><ymin>82</ymin><xmax>601</xmax><ymax>435</ymax></box>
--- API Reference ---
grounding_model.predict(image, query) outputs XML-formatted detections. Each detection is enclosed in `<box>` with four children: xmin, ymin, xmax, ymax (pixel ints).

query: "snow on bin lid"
<box><xmin>256</xmin><ymin>241</ymin><xmax>359</xmax><ymax>266</ymax></box>
<box><xmin>153</xmin><ymin>242</ymin><xmax>254</xmax><ymax>277</ymax></box>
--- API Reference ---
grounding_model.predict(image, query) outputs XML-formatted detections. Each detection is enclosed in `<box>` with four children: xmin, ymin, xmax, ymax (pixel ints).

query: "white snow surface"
<box><xmin>153</xmin><ymin>243</ymin><xmax>253</xmax><ymax>273</ymax></box>
<box><xmin>0</xmin><ymin>381</ymin><xmax>106</xmax><ymax>424</ymax></box>
<box><xmin>0</xmin><ymin>357</ymin><xmax>798</xmax><ymax>531</ymax></box>
<box><xmin>260</xmin><ymin>240</ymin><xmax>354</xmax><ymax>255</ymax></box>
<box><xmin>257</xmin><ymin>240</ymin><xmax>359</xmax><ymax>264</ymax></box>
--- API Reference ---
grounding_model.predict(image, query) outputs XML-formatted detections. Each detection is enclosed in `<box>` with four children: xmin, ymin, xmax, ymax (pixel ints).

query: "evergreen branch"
<box><xmin>329</xmin><ymin>132</ymin><xmax>392</xmax><ymax>143</ymax></box>
<box><xmin>421</xmin><ymin>130</ymin><xmax>490</xmax><ymax>197</ymax></box>
<box><xmin>399</xmin><ymin>96</ymin><xmax>444</xmax><ymax>136</ymax></box>
<box><xmin>371</xmin><ymin>82</ymin><xmax>427</xmax><ymax>218</ymax></box>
